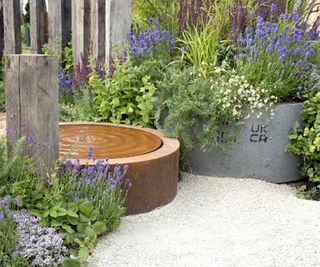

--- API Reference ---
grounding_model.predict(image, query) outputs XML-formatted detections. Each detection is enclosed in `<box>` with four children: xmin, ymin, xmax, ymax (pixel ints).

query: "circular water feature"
<box><xmin>59</xmin><ymin>122</ymin><xmax>180</xmax><ymax>215</ymax></box>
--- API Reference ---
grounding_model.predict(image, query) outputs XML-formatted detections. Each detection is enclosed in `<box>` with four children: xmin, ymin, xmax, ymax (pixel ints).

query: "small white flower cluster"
<box><xmin>211</xmin><ymin>70</ymin><xmax>278</xmax><ymax>120</ymax></box>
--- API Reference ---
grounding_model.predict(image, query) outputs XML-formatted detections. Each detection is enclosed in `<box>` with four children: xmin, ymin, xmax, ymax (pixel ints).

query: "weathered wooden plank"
<box><xmin>90</xmin><ymin>0</ymin><xmax>105</xmax><ymax>62</ymax></box>
<box><xmin>0</xmin><ymin>0</ymin><xmax>4</xmax><ymax>59</ymax></box>
<box><xmin>48</xmin><ymin>0</ymin><xmax>72</xmax><ymax>50</ymax></box>
<box><xmin>105</xmin><ymin>0</ymin><xmax>131</xmax><ymax>66</ymax></box>
<box><xmin>5</xmin><ymin>55</ymin><xmax>59</xmax><ymax>178</ymax></box>
<box><xmin>5</xmin><ymin>55</ymin><xmax>21</xmax><ymax>150</ymax></box>
<box><xmin>30</xmin><ymin>0</ymin><xmax>45</xmax><ymax>53</ymax></box>
<box><xmin>72</xmin><ymin>0</ymin><xmax>91</xmax><ymax>66</ymax></box>
<box><xmin>3</xmin><ymin>0</ymin><xmax>22</xmax><ymax>54</ymax></box>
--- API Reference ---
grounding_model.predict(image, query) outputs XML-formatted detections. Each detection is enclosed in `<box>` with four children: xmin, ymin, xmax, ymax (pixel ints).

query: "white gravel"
<box><xmin>89</xmin><ymin>173</ymin><xmax>320</xmax><ymax>267</ymax></box>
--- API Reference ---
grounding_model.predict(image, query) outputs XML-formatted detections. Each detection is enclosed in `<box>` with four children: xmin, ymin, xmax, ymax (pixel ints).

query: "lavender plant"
<box><xmin>58</xmin><ymin>68</ymin><xmax>75</xmax><ymax>105</ymax></box>
<box><xmin>59</xmin><ymin>69</ymin><xmax>73</xmax><ymax>95</ymax></box>
<box><xmin>236</xmin><ymin>9</ymin><xmax>319</xmax><ymax>101</ymax></box>
<box><xmin>129</xmin><ymin>18</ymin><xmax>176</xmax><ymax>60</ymax></box>
<box><xmin>59</xmin><ymin>148</ymin><xmax>131</xmax><ymax>230</ymax></box>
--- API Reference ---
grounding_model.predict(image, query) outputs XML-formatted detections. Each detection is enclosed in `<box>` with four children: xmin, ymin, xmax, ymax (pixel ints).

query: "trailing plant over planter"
<box><xmin>287</xmin><ymin>92</ymin><xmax>320</xmax><ymax>199</ymax></box>
<box><xmin>155</xmin><ymin>62</ymin><xmax>277</xmax><ymax>168</ymax></box>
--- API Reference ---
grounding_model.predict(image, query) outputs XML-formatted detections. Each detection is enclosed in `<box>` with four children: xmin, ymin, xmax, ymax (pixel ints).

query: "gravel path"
<box><xmin>90</xmin><ymin>173</ymin><xmax>320</xmax><ymax>267</ymax></box>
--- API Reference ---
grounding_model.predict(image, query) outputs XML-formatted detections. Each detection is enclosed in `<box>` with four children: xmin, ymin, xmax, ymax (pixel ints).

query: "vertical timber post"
<box><xmin>0</xmin><ymin>0</ymin><xmax>4</xmax><ymax>60</ymax></box>
<box><xmin>48</xmin><ymin>0</ymin><xmax>72</xmax><ymax>50</ymax></box>
<box><xmin>3</xmin><ymin>0</ymin><xmax>22</xmax><ymax>54</ymax></box>
<box><xmin>105</xmin><ymin>0</ymin><xmax>131</xmax><ymax>67</ymax></box>
<box><xmin>72</xmin><ymin>0</ymin><xmax>91</xmax><ymax>66</ymax></box>
<box><xmin>30</xmin><ymin>0</ymin><xmax>45</xmax><ymax>54</ymax></box>
<box><xmin>5</xmin><ymin>55</ymin><xmax>59</xmax><ymax>179</ymax></box>
<box><xmin>90</xmin><ymin>0</ymin><xmax>105</xmax><ymax>62</ymax></box>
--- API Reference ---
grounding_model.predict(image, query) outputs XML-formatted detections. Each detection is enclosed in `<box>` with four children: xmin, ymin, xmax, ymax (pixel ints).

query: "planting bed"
<box><xmin>59</xmin><ymin>122</ymin><xmax>180</xmax><ymax>215</ymax></box>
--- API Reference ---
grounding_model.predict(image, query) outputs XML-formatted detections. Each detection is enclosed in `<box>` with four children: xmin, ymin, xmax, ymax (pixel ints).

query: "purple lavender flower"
<box><xmin>0</xmin><ymin>213</ymin><xmax>4</xmax><ymax>220</ymax></box>
<box><xmin>73</xmin><ymin>53</ymin><xmax>106</xmax><ymax>88</ymax></box>
<box><xmin>280</xmin><ymin>13</ymin><xmax>289</xmax><ymax>20</ymax></box>
<box><xmin>9</xmin><ymin>114</ymin><xmax>17</xmax><ymax>121</ymax></box>
<box><xmin>87</xmin><ymin>146</ymin><xmax>94</xmax><ymax>158</ymax></box>
<box><xmin>129</xmin><ymin>18</ymin><xmax>176</xmax><ymax>59</ymax></box>
<box><xmin>237</xmin><ymin>11</ymin><xmax>314</xmax><ymax>66</ymax></box>
<box><xmin>58</xmin><ymin>68</ymin><xmax>73</xmax><ymax>94</ymax></box>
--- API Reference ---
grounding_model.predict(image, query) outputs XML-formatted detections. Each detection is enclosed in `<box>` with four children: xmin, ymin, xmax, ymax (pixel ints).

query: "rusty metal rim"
<box><xmin>59</xmin><ymin>122</ymin><xmax>180</xmax><ymax>165</ymax></box>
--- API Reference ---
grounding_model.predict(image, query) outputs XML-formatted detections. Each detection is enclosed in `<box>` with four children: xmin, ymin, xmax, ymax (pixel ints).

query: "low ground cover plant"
<box><xmin>0</xmin><ymin>136</ymin><xmax>131</xmax><ymax>266</ymax></box>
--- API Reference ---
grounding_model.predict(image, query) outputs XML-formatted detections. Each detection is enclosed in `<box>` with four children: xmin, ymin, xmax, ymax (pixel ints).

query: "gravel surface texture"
<box><xmin>89</xmin><ymin>173</ymin><xmax>320</xmax><ymax>267</ymax></box>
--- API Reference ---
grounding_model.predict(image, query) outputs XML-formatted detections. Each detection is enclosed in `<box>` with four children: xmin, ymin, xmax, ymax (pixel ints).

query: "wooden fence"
<box><xmin>1</xmin><ymin>0</ymin><xmax>131</xmax><ymax>67</ymax></box>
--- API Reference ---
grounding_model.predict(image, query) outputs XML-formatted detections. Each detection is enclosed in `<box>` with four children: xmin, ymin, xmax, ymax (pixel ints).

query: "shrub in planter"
<box><xmin>287</xmin><ymin>92</ymin><xmax>320</xmax><ymax>199</ymax></box>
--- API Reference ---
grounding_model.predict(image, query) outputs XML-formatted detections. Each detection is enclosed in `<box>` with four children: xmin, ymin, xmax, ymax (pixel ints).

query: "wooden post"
<box><xmin>3</xmin><ymin>0</ymin><xmax>22</xmax><ymax>54</ymax></box>
<box><xmin>105</xmin><ymin>0</ymin><xmax>131</xmax><ymax>66</ymax></box>
<box><xmin>72</xmin><ymin>0</ymin><xmax>91</xmax><ymax>66</ymax></box>
<box><xmin>0</xmin><ymin>0</ymin><xmax>4</xmax><ymax>60</ymax></box>
<box><xmin>30</xmin><ymin>0</ymin><xmax>45</xmax><ymax>54</ymax></box>
<box><xmin>5</xmin><ymin>55</ymin><xmax>59</xmax><ymax>178</ymax></box>
<box><xmin>48</xmin><ymin>0</ymin><xmax>72</xmax><ymax>50</ymax></box>
<box><xmin>90</xmin><ymin>0</ymin><xmax>105</xmax><ymax>62</ymax></box>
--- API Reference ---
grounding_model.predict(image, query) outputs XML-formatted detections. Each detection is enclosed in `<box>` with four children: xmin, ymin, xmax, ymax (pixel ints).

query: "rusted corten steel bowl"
<box><xmin>59</xmin><ymin>122</ymin><xmax>180</xmax><ymax>215</ymax></box>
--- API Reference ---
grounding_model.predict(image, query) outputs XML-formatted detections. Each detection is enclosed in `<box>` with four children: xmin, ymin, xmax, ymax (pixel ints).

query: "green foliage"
<box><xmin>132</xmin><ymin>0</ymin><xmax>179</xmax><ymax>34</ymax></box>
<box><xmin>59</xmin><ymin>89</ymin><xmax>99</xmax><ymax>122</ymax></box>
<box><xmin>156</xmin><ymin>62</ymin><xmax>277</xmax><ymax>168</ymax></box>
<box><xmin>43</xmin><ymin>39</ymin><xmax>73</xmax><ymax>72</ymax></box>
<box><xmin>0</xmin><ymin>137</ymin><xmax>38</xmax><ymax>189</ymax></box>
<box><xmin>62</xmin><ymin>42</ymin><xmax>73</xmax><ymax>74</ymax></box>
<box><xmin>29</xmin><ymin>199</ymin><xmax>107</xmax><ymax>265</ymax></box>
<box><xmin>286</xmin><ymin>92</ymin><xmax>320</xmax><ymax>199</ymax></box>
<box><xmin>42</xmin><ymin>40</ymin><xmax>61</xmax><ymax>58</ymax></box>
<box><xmin>89</xmin><ymin>55</ymin><xmax>158</xmax><ymax>126</ymax></box>
<box><xmin>0</xmin><ymin>210</ymin><xmax>27</xmax><ymax>266</ymax></box>
<box><xmin>178</xmin><ymin>0</ymin><xmax>232</xmax><ymax>70</ymax></box>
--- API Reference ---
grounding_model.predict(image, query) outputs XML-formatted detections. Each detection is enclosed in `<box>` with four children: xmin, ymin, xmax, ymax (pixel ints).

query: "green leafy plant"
<box><xmin>43</xmin><ymin>39</ymin><xmax>73</xmax><ymax>72</ymax></box>
<box><xmin>0</xmin><ymin>137</ymin><xmax>38</xmax><ymax>190</ymax></box>
<box><xmin>63</xmin><ymin>42</ymin><xmax>73</xmax><ymax>74</ymax></box>
<box><xmin>286</xmin><ymin>92</ymin><xmax>320</xmax><ymax>199</ymax></box>
<box><xmin>90</xmin><ymin>55</ymin><xmax>157</xmax><ymax>126</ymax></box>
<box><xmin>29</xmin><ymin>199</ymin><xmax>106</xmax><ymax>265</ymax></box>
<box><xmin>132</xmin><ymin>0</ymin><xmax>179</xmax><ymax>34</ymax></box>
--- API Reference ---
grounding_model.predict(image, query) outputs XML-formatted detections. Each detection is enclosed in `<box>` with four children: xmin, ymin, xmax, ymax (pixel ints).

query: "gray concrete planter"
<box><xmin>190</xmin><ymin>103</ymin><xmax>303</xmax><ymax>183</ymax></box>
